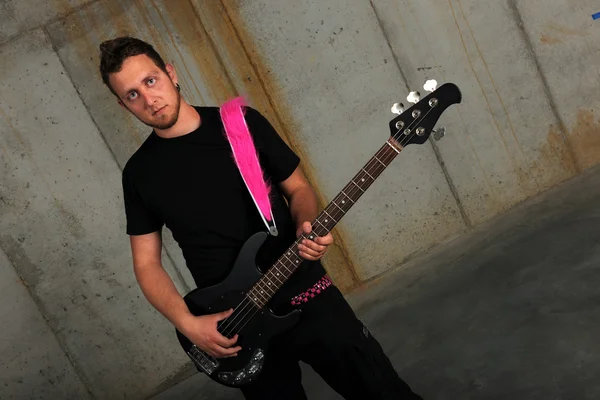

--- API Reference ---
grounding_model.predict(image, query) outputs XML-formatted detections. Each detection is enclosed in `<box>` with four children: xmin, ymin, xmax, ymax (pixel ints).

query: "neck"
<box><xmin>154</xmin><ymin>100</ymin><xmax>201</xmax><ymax>138</ymax></box>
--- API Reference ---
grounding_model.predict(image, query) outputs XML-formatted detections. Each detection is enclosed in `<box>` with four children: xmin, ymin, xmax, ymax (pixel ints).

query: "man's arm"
<box><xmin>129</xmin><ymin>232</ymin><xmax>241</xmax><ymax>358</ymax></box>
<box><xmin>278</xmin><ymin>166</ymin><xmax>334</xmax><ymax>260</ymax></box>
<box><xmin>129</xmin><ymin>232</ymin><xmax>193</xmax><ymax>330</ymax></box>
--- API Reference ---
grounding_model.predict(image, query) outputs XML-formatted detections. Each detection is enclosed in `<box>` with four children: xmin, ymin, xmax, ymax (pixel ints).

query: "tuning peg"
<box><xmin>432</xmin><ymin>127</ymin><xmax>446</xmax><ymax>141</ymax></box>
<box><xmin>407</xmin><ymin>91</ymin><xmax>420</xmax><ymax>104</ymax></box>
<box><xmin>423</xmin><ymin>79</ymin><xmax>438</xmax><ymax>92</ymax></box>
<box><xmin>391</xmin><ymin>102</ymin><xmax>404</xmax><ymax>115</ymax></box>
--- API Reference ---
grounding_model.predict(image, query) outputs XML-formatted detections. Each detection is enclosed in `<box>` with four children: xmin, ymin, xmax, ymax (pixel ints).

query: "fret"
<box><xmin>256</xmin><ymin>281</ymin><xmax>276</xmax><ymax>297</ymax></box>
<box><xmin>263</xmin><ymin>277</ymin><xmax>276</xmax><ymax>292</ymax></box>
<box><xmin>268</xmin><ymin>269</ymin><xmax>284</xmax><ymax>285</ymax></box>
<box><xmin>253</xmin><ymin>290</ymin><xmax>269</xmax><ymax>306</ymax></box>
<box><xmin>361</xmin><ymin>168</ymin><xmax>375</xmax><ymax>181</ymax></box>
<box><xmin>277</xmin><ymin>260</ymin><xmax>294</xmax><ymax>275</ymax></box>
<box><xmin>380</xmin><ymin>151</ymin><xmax>396</xmax><ymax>166</ymax></box>
<box><xmin>249</xmin><ymin>287</ymin><xmax>268</xmax><ymax>304</ymax></box>
<box><xmin>246</xmin><ymin>292</ymin><xmax>263</xmax><ymax>308</ymax></box>
<box><xmin>374</xmin><ymin>155</ymin><xmax>387</xmax><ymax>167</ymax></box>
<box><xmin>248</xmin><ymin>287</ymin><xmax>267</xmax><ymax>304</ymax></box>
<box><xmin>385</xmin><ymin>140</ymin><xmax>401</xmax><ymax>154</ymax></box>
<box><xmin>323</xmin><ymin>209</ymin><xmax>337</xmax><ymax>224</ymax></box>
<box><xmin>272</xmin><ymin>271</ymin><xmax>289</xmax><ymax>285</ymax></box>
<box><xmin>340</xmin><ymin>190</ymin><xmax>355</xmax><ymax>204</ymax></box>
<box><xmin>331</xmin><ymin>200</ymin><xmax>345</xmax><ymax>214</ymax></box>
<box><xmin>350</xmin><ymin>180</ymin><xmax>365</xmax><ymax>192</ymax></box>
<box><xmin>315</xmin><ymin>219</ymin><xmax>327</xmax><ymax>229</ymax></box>
<box><xmin>250</xmin><ymin>283</ymin><xmax>269</xmax><ymax>298</ymax></box>
<box><xmin>283</xmin><ymin>249</ymin><xmax>297</xmax><ymax>263</ymax></box>
<box><xmin>272</xmin><ymin>269</ymin><xmax>285</xmax><ymax>283</ymax></box>
<box><xmin>356</xmin><ymin>174</ymin><xmax>375</xmax><ymax>192</ymax></box>
<box><xmin>281</xmin><ymin>253</ymin><xmax>297</xmax><ymax>271</ymax></box>
<box><xmin>367</xmin><ymin>161</ymin><xmax>385</xmax><ymax>178</ymax></box>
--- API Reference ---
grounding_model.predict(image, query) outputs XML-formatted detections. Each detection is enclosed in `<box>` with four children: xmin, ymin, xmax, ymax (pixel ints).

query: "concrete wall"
<box><xmin>0</xmin><ymin>0</ymin><xmax>598</xmax><ymax>398</ymax></box>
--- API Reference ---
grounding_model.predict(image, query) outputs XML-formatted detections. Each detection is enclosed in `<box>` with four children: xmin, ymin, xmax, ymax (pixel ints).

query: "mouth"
<box><xmin>153</xmin><ymin>106</ymin><xmax>167</xmax><ymax>116</ymax></box>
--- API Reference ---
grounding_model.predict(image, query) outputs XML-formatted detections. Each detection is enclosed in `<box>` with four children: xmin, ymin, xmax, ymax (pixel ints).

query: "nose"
<box><xmin>142</xmin><ymin>90</ymin><xmax>157</xmax><ymax>107</ymax></box>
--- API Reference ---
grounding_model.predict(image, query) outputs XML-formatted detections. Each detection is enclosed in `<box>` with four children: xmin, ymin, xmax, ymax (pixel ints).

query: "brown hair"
<box><xmin>99</xmin><ymin>36</ymin><xmax>167</xmax><ymax>95</ymax></box>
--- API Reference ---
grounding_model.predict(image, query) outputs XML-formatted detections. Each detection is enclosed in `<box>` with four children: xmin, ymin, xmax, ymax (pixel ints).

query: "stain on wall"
<box><xmin>193</xmin><ymin>0</ymin><xmax>361</xmax><ymax>291</ymax></box>
<box><xmin>1</xmin><ymin>0</ymin><xmax>600</xmax><ymax>398</ymax></box>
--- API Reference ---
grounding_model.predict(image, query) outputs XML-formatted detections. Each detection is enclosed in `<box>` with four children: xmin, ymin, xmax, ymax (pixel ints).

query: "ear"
<box><xmin>166</xmin><ymin>63</ymin><xmax>178</xmax><ymax>85</ymax></box>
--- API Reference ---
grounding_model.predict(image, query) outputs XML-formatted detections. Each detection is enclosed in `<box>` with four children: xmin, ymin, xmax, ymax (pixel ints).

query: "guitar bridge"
<box><xmin>187</xmin><ymin>345</ymin><xmax>219</xmax><ymax>375</ymax></box>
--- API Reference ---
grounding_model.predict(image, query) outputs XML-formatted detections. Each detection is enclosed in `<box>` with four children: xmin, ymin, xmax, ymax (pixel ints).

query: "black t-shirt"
<box><xmin>122</xmin><ymin>106</ymin><xmax>325</xmax><ymax>310</ymax></box>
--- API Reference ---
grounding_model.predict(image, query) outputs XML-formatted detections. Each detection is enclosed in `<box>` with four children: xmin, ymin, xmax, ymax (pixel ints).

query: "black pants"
<box><xmin>240</xmin><ymin>285</ymin><xmax>422</xmax><ymax>400</ymax></box>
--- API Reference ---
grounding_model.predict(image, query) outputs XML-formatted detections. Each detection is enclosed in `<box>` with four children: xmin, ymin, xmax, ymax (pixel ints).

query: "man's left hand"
<box><xmin>296</xmin><ymin>221</ymin><xmax>333</xmax><ymax>261</ymax></box>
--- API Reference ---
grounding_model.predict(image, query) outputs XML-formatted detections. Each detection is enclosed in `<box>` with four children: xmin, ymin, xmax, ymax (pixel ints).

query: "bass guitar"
<box><xmin>176</xmin><ymin>80</ymin><xmax>462</xmax><ymax>387</ymax></box>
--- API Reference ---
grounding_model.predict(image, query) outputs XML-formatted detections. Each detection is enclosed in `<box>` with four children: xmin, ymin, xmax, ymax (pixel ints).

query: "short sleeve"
<box><xmin>243</xmin><ymin>107</ymin><xmax>300</xmax><ymax>183</ymax></box>
<box><xmin>122</xmin><ymin>166</ymin><xmax>163</xmax><ymax>235</ymax></box>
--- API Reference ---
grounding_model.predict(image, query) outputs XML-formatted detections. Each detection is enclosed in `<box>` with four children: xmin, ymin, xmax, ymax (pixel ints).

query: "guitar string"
<box><xmin>199</xmin><ymin>131</ymin><xmax>414</xmax><ymax>366</ymax></box>
<box><xmin>211</xmin><ymin>237</ymin><xmax>305</xmax><ymax>340</ymax></box>
<box><xmin>214</xmin><ymin>104</ymin><xmax>439</xmax><ymax>342</ymax></box>
<box><xmin>214</xmin><ymin>246</ymin><xmax>301</xmax><ymax>335</ymax></box>
<box><xmin>216</xmin><ymin>141</ymin><xmax>399</xmax><ymax>340</ymax></box>
<box><xmin>199</xmin><ymin>102</ymin><xmax>435</xmax><ymax>366</ymax></box>
<box><xmin>216</xmin><ymin>103</ymin><xmax>439</xmax><ymax>340</ymax></box>
<box><xmin>216</xmin><ymin>149</ymin><xmax>397</xmax><ymax>338</ymax></box>
<box><xmin>194</xmin><ymin>103</ymin><xmax>440</xmax><ymax>366</ymax></box>
<box><xmin>198</xmin><ymin>135</ymin><xmax>402</xmax><ymax>363</ymax></box>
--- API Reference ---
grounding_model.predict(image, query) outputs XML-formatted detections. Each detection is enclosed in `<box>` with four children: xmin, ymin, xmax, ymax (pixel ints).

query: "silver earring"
<box><xmin>176</xmin><ymin>83</ymin><xmax>181</xmax><ymax>92</ymax></box>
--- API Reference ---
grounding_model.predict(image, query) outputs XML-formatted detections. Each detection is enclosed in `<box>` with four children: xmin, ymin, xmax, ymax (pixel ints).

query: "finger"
<box><xmin>302</xmin><ymin>221</ymin><xmax>312</xmax><ymax>234</ymax></box>
<box><xmin>213</xmin><ymin>333</ymin><xmax>239</xmax><ymax>348</ymax></box>
<box><xmin>298</xmin><ymin>248</ymin><xmax>321</xmax><ymax>260</ymax></box>
<box><xmin>300</xmin><ymin>241</ymin><xmax>326</xmax><ymax>254</ymax></box>
<box><xmin>218</xmin><ymin>345</ymin><xmax>242</xmax><ymax>356</ymax></box>
<box><xmin>215</xmin><ymin>308</ymin><xmax>234</xmax><ymax>321</ymax></box>
<box><xmin>299</xmin><ymin>243</ymin><xmax>321</xmax><ymax>256</ymax></box>
<box><xmin>213</xmin><ymin>345</ymin><xmax>242</xmax><ymax>358</ymax></box>
<box><xmin>302</xmin><ymin>233</ymin><xmax>331</xmax><ymax>246</ymax></box>
<box><xmin>205</xmin><ymin>348</ymin><xmax>219</xmax><ymax>358</ymax></box>
<box><xmin>314</xmin><ymin>234</ymin><xmax>334</xmax><ymax>246</ymax></box>
<box><xmin>299</xmin><ymin>253</ymin><xmax>318</xmax><ymax>261</ymax></box>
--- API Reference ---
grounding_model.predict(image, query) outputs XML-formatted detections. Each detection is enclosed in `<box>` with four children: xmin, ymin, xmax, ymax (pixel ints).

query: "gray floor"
<box><xmin>151</xmin><ymin>165</ymin><xmax>600</xmax><ymax>400</ymax></box>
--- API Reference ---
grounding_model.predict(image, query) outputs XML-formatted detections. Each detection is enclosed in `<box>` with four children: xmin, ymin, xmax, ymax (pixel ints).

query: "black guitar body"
<box><xmin>175</xmin><ymin>232</ymin><xmax>301</xmax><ymax>387</ymax></box>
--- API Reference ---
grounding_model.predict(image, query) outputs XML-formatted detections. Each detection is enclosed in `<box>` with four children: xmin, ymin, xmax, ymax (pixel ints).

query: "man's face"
<box><xmin>109</xmin><ymin>54</ymin><xmax>181</xmax><ymax>130</ymax></box>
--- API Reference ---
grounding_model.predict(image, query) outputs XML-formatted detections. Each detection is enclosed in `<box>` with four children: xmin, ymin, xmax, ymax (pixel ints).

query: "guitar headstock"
<box><xmin>389</xmin><ymin>80</ymin><xmax>462</xmax><ymax>147</ymax></box>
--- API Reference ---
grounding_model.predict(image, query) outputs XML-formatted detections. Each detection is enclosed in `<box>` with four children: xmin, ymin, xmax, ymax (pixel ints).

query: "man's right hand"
<box><xmin>179</xmin><ymin>308</ymin><xmax>242</xmax><ymax>358</ymax></box>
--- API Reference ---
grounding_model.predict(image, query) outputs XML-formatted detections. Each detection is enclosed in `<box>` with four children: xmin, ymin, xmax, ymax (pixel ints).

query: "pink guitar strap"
<box><xmin>220</xmin><ymin>97</ymin><xmax>278</xmax><ymax>236</ymax></box>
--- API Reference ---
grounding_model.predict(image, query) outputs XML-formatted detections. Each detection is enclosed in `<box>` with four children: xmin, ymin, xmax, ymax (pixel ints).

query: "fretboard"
<box><xmin>246</xmin><ymin>139</ymin><xmax>401</xmax><ymax>308</ymax></box>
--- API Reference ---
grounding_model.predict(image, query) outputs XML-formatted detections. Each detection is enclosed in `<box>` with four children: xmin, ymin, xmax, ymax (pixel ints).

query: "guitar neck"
<box><xmin>247</xmin><ymin>138</ymin><xmax>402</xmax><ymax>307</ymax></box>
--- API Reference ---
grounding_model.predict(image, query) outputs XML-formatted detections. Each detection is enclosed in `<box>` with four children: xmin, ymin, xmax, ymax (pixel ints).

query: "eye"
<box><xmin>147</xmin><ymin>78</ymin><xmax>156</xmax><ymax>86</ymax></box>
<box><xmin>127</xmin><ymin>91</ymin><xmax>138</xmax><ymax>101</ymax></box>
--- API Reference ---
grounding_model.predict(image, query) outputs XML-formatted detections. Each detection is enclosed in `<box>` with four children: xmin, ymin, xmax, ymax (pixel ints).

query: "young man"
<box><xmin>99</xmin><ymin>36</ymin><xmax>422</xmax><ymax>400</ymax></box>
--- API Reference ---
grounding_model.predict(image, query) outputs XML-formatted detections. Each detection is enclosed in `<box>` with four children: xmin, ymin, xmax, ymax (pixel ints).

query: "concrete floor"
<box><xmin>151</xmin><ymin>165</ymin><xmax>600</xmax><ymax>400</ymax></box>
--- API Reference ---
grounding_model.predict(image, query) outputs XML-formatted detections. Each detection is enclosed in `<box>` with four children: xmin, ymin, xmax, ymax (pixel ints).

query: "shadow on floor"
<box><xmin>152</xmin><ymin>165</ymin><xmax>600</xmax><ymax>400</ymax></box>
